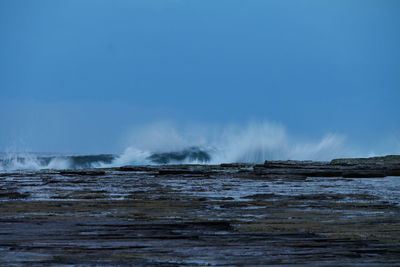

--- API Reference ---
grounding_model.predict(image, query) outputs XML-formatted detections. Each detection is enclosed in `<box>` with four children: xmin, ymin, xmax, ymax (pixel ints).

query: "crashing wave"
<box><xmin>0</xmin><ymin>149</ymin><xmax>213</xmax><ymax>171</ymax></box>
<box><xmin>0</xmin><ymin>121</ymin><xmax>361</xmax><ymax>171</ymax></box>
<box><xmin>0</xmin><ymin>153</ymin><xmax>115</xmax><ymax>172</ymax></box>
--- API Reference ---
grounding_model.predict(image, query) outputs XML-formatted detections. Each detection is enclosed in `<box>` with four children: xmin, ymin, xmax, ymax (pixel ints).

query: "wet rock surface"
<box><xmin>1</xmin><ymin>159</ymin><xmax>400</xmax><ymax>265</ymax></box>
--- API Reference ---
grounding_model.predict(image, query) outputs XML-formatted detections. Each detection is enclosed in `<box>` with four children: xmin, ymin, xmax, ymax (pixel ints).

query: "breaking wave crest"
<box><xmin>0</xmin><ymin>153</ymin><xmax>115</xmax><ymax>172</ymax></box>
<box><xmin>109</xmin><ymin>122</ymin><xmax>352</xmax><ymax>167</ymax></box>
<box><xmin>0</xmin><ymin>121</ymin><xmax>358</xmax><ymax>171</ymax></box>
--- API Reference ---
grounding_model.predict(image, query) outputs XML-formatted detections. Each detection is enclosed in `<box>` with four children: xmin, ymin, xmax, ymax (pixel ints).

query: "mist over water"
<box><xmin>113</xmin><ymin>121</ymin><xmax>354</xmax><ymax>166</ymax></box>
<box><xmin>1</xmin><ymin>121</ymin><xmax>392</xmax><ymax>172</ymax></box>
<box><xmin>0</xmin><ymin>153</ymin><xmax>70</xmax><ymax>171</ymax></box>
<box><xmin>0</xmin><ymin>153</ymin><xmax>115</xmax><ymax>172</ymax></box>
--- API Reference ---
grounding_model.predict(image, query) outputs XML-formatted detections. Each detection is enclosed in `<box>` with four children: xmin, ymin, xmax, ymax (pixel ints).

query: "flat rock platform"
<box><xmin>1</xmin><ymin>157</ymin><xmax>400</xmax><ymax>266</ymax></box>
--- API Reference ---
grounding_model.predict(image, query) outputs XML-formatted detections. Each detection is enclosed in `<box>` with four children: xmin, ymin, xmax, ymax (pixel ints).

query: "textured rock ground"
<box><xmin>1</xmin><ymin>158</ymin><xmax>400</xmax><ymax>265</ymax></box>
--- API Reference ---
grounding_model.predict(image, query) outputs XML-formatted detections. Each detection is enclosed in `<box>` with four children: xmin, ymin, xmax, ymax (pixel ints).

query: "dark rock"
<box><xmin>116</xmin><ymin>166</ymin><xmax>156</xmax><ymax>172</ymax></box>
<box><xmin>342</xmin><ymin>170</ymin><xmax>386</xmax><ymax>178</ymax></box>
<box><xmin>294</xmin><ymin>194</ymin><xmax>345</xmax><ymax>201</ymax></box>
<box><xmin>1</xmin><ymin>156</ymin><xmax>400</xmax><ymax>265</ymax></box>
<box><xmin>330</xmin><ymin>155</ymin><xmax>400</xmax><ymax>165</ymax></box>
<box><xmin>220</xmin><ymin>163</ymin><xmax>254</xmax><ymax>168</ymax></box>
<box><xmin>0</xmin><ymin>191</ymin><xmax>29</xmax><ymax>199</ymax></box>
<box><xmin>158</xmin><ymin>169</ymin><xmax>211</xmax><ymax>175</ymax></box>
<box><xmin>256</xmin><ymin>157</ymin><xmax>400</xmax><ymax>178</ymax></box>
<box><xmin>58</xmin><ymin>170</ymin><xmax>106</xmax><ymax>176</ymax></box>
<box><xmin>244</xmin><ymin>193</ymin><xmax>278</xmax><ymax>200</ymax></box>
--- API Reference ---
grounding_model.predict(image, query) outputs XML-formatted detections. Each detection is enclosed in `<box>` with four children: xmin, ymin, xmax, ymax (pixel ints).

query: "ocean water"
<box><xmin>0</xmin><ymin>122</ymin><xmax>363</xmax><ymax>171</ymax></box>
<box><xmin>0</xmin><ymin>149</ymin><xmax>208</xmax><ymax>171</ymax></box>
<box><xmin>0</xmin><ymin>142</ymin><xmax>349</xmax><ymax>172</ymax></box>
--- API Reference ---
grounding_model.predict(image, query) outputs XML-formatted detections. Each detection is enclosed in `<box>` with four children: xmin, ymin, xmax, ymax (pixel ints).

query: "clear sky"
<box><xmin>0</xmin><ymin>0</ymin><xmax>399</xmax><ymax>154</ymax></box>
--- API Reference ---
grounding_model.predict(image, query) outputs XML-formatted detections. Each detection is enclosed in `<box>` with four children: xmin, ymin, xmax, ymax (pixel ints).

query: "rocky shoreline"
<box><xmin>1</xmin><ymin>156</ymin><xmax>400</xmax><ymax>265</ymax></box>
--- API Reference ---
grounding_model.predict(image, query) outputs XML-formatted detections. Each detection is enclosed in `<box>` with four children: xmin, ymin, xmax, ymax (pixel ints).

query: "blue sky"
<box><xmin>0</xmin><ymin>0</ymin><xmax>399</xmax><ymax>154</ymax></box>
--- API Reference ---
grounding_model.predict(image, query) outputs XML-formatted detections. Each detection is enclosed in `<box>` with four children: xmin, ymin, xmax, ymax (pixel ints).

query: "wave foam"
<box><xmin>0</xmin><ymin>121</ymin><xmax>362</xmax><ymax>171</ymax></box>
<box><xmin>112</xmin><ymin>121</ymin><xmax>353</xmax><ymax>165</ymax></box>
<box><xmin>0</xmin><ymin>153</ymin><xmax>115</xmax><ymax>172</ymax></box>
